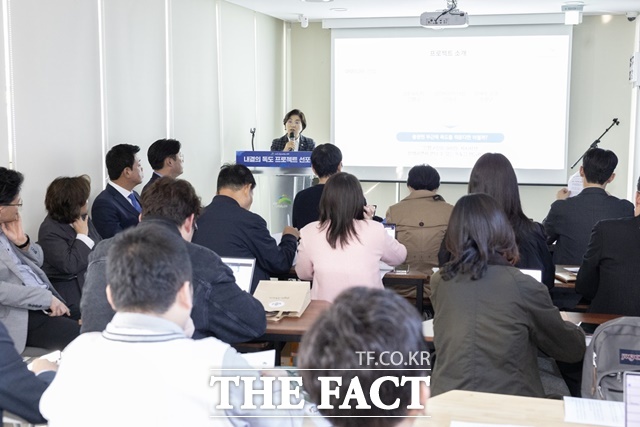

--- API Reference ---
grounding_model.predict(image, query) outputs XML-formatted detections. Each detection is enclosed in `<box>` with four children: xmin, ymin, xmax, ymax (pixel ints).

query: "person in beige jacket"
<box><xmin>385</xmin><ymin>164</ymin><xmax>453</xmax><ymax>298</ymax></box>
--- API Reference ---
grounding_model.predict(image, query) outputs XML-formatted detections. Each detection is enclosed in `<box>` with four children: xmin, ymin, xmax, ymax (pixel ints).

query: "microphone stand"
<box><xmin>570</xmin><ymin>118</ymin><xmax>620</xmax><ymax>169</ymax></box>
<box><xmin>250</xmin><ymin>128</ymin><xmax>256</xmax><ymax>151</ymax></box>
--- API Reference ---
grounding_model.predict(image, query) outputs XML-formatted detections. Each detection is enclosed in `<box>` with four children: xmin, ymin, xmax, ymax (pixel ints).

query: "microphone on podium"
<box><xmin>250</xmin><ymin>127</ymin><xmax>256</xmax><ymax>151</ymax></box>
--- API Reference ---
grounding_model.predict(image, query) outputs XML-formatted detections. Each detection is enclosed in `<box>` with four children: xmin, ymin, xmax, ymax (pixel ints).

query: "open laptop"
<box><xmin>221</xmin><ymin>257</ymin><xmax>256</xmax><ymax>293</ymax></box>
<box><xmin>625</xmin><ymin>371</ymin><xmax>640</xmax><ymax>426</ymax></box>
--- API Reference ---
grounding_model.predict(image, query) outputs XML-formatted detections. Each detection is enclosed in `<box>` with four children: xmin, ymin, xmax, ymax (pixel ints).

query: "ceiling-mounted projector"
<box><xmin>420</xmin><ymin>8</ymin><xmax>468</xmax><ymax>29</ymax></box>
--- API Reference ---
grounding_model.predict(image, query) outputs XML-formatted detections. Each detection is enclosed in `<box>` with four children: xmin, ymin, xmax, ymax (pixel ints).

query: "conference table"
<box><xmin>300</xmin><ymin>390</ymin><xmax>606</xmax><ymax>426</ymax></box>
<box><xmin>258</xmin><ymin>299</ymin><xmax>621</xmax><ymax>364</ymax></box>
<box><xmin>414</xmin><ymin>390</ymin><xmax>608</xmax><ymax>426</ymax></box>
<box><xmin>277</xmin><ymin>268</ymin><xmax>430</xmax><ymax>313</ymax></box>
<box><xmin>260</xmin><ymin>300</ymin><xmax>331</xmax><ymax>365</ymax></box>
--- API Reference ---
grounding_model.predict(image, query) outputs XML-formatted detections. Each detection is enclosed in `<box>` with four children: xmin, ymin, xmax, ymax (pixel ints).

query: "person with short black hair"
<box><xmin>92</xmin><ymin>144</ymin><xmax>144</xmax><ymax>239</ymax></box>
<box><xmin>37</xmin><ymin>175</ymin><xmax>102</xmax><ymax>319</ymax></box>
<box><xmin>543</xmin><ymin>148</ymin><xmax>633</xmax><ymax>265</ymax></box>
<box><xmin>575</xmin><ymin>176</ymin><xmax>640</xmax><ymax>315</ymax></box>
<box><xmin>298</xmin><ymin>287</ymin><xmax>429</xmax><ymax>427</ymax></box>
<box><xmin>42</xmin><ymin>225</ymin><xmax>300</xmax><ymax>426</ymax></box>
<box><xmin>81</xmin><ymin>177</ymin><xmax>266</xmax><ymax>343</ymax></box>
<box><xmin>292</xmin><ymin>143</ymin><xmax>343</xmax><ymax>229</ymax></box>
<box><xmin>0</xmin><ymin>167</ymin><xmax>79</xmax><ymax>353</ymax></box>
<box><xmin>270</xmin><ymin>109</ymin><xmax>315</xmax><ymax>151</ymax></box>
<box><xmin>142</xmin><ymin>138</ymin><xmax>183</xmax><ymax>194</ymax></box>
<box><xmin>193</xmin><ymin>164</ymin><xmax>299</xmax><ymax>293</ymax></box>
<box><xmin>386</xmin><ymin>165</ymin><xmax>453</xmax><ymax>292</ymax></box>
<box><xmin>431</xmin><ymin>193</ymin><xmax>585</xmax><ymax>398</ymax></box>
<box><xmin>295</xmin><ymin>172</ymin><xmax>406</xmax><ymax>302</ymax></box>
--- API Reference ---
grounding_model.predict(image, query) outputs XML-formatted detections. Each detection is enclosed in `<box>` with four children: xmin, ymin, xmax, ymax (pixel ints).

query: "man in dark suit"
<box><xmin>81</xmin><ymin>177</ymin><xmax>266</xmax><ymax>344</ymax></box>
<box><xmin>543</xmin><ymin>148</ymin><xmax>633</xmax><ymax>265</ymax></box>
<box><xmin>193</xmin><ymin>164</ymin><xmax>299</xmax><ymax>293</ymax></box>
<box><xmin>92</xmin><ymin>144</ymin><xmax>144</xmax><ymax>239</ymax></box>
<box><xmin>575</xmin><ymin>176</ymin><xmax>640</xmax><ymax>315</ymax></box>
<box><xmin>0</xmin><ymin>321</ymin><xmax>57</xmax><ymax>424</ymax></box>
<box><xmin>270</xmin><ymin>108</ymin><xmax>315</xmax><ymax>151</ymax></box>
<box><xmin>292</xmin><ymin>143</ymin><xmax>342</xmax><ymax>229</ymax></box>
<box><xmin>142</xmin><ymin>138</ymin><xmax>184</xmax><ymax>194</ymax></box>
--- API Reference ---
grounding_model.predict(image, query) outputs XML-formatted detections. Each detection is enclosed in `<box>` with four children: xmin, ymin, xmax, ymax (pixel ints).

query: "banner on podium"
<box><xmin>236</xmin><ymin>151</ymin><xmax>312</xmax><ymax>168</ymax></box>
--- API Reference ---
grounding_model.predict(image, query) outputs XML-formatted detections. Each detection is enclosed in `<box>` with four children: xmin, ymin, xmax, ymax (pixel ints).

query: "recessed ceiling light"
<box><xmin>330</xmin><ymin>8</ymin><xmax>347</xmax><ymax>12</ymax></box>
<box><xmin>300</xmin><ymin>0</ymin><xmax>333</xmax><ymax>2</ymax></box>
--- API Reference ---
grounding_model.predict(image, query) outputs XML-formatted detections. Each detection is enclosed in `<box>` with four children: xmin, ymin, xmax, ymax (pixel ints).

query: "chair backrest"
<box><xmin>3</xmin><ymin>411</ymin><xmax>38</xmax><ymax>427</ymax></box>
<box><xmin>582</xmin><ymin>316</ymin><xmax>640</xmax><ymax>401</ymax></box>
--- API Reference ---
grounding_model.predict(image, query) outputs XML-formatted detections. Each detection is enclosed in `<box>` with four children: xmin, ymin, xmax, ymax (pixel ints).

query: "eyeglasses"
<box><xmin>2</xmin><ymin>200</ymin><xmax>22</xmax><ymax>208</ymax></box>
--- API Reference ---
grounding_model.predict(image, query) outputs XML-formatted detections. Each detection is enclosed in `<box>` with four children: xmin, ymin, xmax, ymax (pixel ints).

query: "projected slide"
<box><xmin>333</xmin><ymin>27</ymin><xmax>571</xmax><ymax>184</ymax></box>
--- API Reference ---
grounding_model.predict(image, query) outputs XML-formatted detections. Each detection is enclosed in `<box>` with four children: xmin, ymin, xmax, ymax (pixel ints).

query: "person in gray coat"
<box><xmin>0</xmin><ymin>167</ymin><xmax>79</xmax><ymax>353</ymax></box>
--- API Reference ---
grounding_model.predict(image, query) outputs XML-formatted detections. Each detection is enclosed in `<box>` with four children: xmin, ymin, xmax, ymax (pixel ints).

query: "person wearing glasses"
<box><xmin>0</xmin><ymin>167</ymin><xmax>79</xmax><ymax>353</ymax></box>
<box><xmin>37</xmin><ymin>175</ymin><xmax>102</xmax><ymax>320</ymax></box>
<box><xmin>142</xmin><ymin>138</ymin><xmax>184</xmax><ymax>194</ymax></box>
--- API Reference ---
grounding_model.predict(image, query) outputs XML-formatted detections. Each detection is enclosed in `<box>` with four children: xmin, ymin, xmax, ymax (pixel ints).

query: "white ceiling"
<box><xmin>223</xmin><ymin>0</ymin><xmax>640</xmax><ymax>23</ymax></box>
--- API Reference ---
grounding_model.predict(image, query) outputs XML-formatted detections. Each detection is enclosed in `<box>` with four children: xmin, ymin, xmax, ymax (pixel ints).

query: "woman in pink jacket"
<box><xmin>295</xmin><ymin>172</ymin><xmax>407</xmax><ymax>302</ymax></box>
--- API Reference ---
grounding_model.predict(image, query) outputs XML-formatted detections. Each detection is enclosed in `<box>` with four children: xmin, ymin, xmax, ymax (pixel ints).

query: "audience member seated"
<box><xmin>298</xmin><ymin>287</ymin><xmax>429</xmax><ymax>427</ymax></box>
<box><xmin>440</xmin><ymin>153</ymin><xmax>555</xmax><ymax>289</ymax></box>
<box><xmin>575</xmin><ymin>176</ymin><xmax>640</xmax><ymax>315</ymax></box>
<box><xmin>81</xmin><ymin>177</ymin><xmax>266</xmax><ymax>343</ymax></box>
<box><xmin>142</xmin><ymin>138</ymin><xmax>184</xmax><ymax>194</ymax></box>
<box><xmin>37</xmin><ymin>175</ymin><xmax>102</xmax><ymax>320</ymax></box>
<box><xmin>292</xmin><ymin>143</ymin><xmax>342</xmax><ymax>229</ymax></box>
<box><xmin>193</xmin><ymin>164</ymin><xmax>299</xmax><ymax>293</ymax></box>
<box><xmin>543</xmin><ymin>148</ymin><xmax>633</xmax><ymax>265</ymax></box>
<box><xmin>42</xmin><ymin>225</ymin><xmax>300</xmax><ymax>426</ymax></box>
<box><xmin>0</xmin><ymin>168</ymin><xmax>79</xmax><ymax>353</ymax></box>
<box><xmin>0</xmin><ymin>321</ymin><xmax>57</xmax><ymax>424</ymax></box>
<box><xmin>92</xmin><ymin>144</ymin><xmax>143</xmax><ymax>239</ymax></box>
<box><xmin>430</xmin><ymin>193</ymin><xmax>585</xmax><ymax>398</ymax></box>
<box><xmin>270</xmin><ymin>108</ymin><xmax>315</xmax><ymax>152</ymax></box>
<box><xmin>296</xmin><ymin>172</ymin><xmax>407</xmax><ymax>302</ymax></box>
<box><xmin>385</xmin><ymin>164</ymin><xmax>453</xmax><ymax>298</ymax></box>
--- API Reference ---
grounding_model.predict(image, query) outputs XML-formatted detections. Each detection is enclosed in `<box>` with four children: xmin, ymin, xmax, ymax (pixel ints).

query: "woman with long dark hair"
<box><xmin>440</xmin><ymin>152</ymin><xmax>555</xmax><ymax>288</ymax></box>
<box><xmin>430</xmin><ymin>193</ymin><xmax>585</xmax><ymax>397</ymax></box>
<box><xmin>295</xmin><ymin>172</ymin><xmax>406</xmax><ymax>302</ymax></box>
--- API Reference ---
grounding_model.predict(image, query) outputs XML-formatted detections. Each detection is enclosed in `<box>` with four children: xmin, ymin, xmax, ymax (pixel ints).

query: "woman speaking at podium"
<box><xmin>270</xmin><ymin>109</ymin><xmax>315</xmax><ymax>152</ymax></box>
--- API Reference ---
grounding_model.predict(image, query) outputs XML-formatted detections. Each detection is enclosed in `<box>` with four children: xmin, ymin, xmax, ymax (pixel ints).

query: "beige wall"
<box><xmin>290</xmin><ymin>16</ymin><xmax>636</xmax><ymax>222</ymax></box>
<box><xmin>291</xmin><ymin>23</ymin><xmax>331</xmax><ymax>144</ymax></box>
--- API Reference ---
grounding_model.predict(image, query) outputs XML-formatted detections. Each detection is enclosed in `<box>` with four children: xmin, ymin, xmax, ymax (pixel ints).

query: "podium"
<box><xmin>236</xmin><ymin>151</ymin><xmax>314</xmax><ymax>231</ymax></box>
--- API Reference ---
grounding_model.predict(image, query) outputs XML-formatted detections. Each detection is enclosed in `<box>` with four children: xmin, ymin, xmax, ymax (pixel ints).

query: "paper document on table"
<box><xmin>450</xmin><ymin>422</ymin><xmax>532</xmax><ymax>427</ymax></box>
<box><xmin>240</xmin><ymin>350</ymin><xmax>276</xmax><ymax>369</ymax></box>
<box><xmin>563</xmin><ymin>396</ymin><xmax>624</xmax><ymax>427</ymax></box>
<box><xmin>422</xmin><ymin>319</ymin><xmax>434</xmax><ymax>338</ymax></box>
